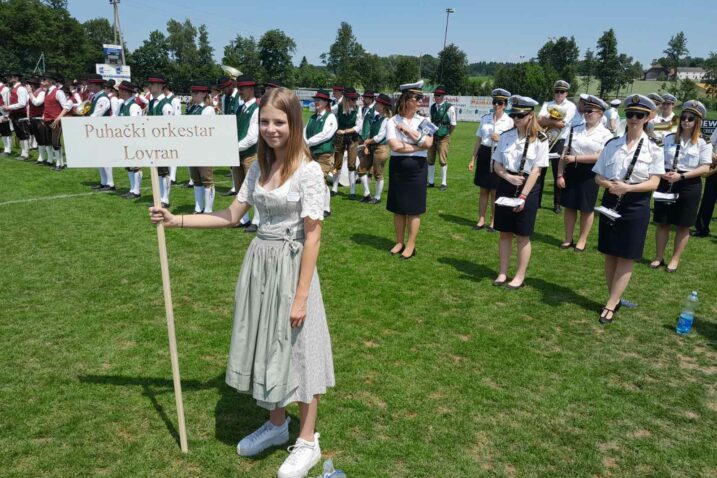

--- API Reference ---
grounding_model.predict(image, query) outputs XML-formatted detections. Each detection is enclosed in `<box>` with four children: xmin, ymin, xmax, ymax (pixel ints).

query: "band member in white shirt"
<box><xmin>0</xmin><ymin>72</ymin><xmax>31</xmax><ymax>159</ymax></box>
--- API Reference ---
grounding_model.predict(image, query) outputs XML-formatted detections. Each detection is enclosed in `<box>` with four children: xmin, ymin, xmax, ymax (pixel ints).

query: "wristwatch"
<box><xmin>680</xmin><ymin>173</ymin><xmax>686</xmax><ymax>181</ymax></box>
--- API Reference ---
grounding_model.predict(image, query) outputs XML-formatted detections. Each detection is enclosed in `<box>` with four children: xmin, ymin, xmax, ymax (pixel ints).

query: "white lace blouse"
<box><xmin>236</xmin><ymin>159</ymin><xmax>325</xmax><ymax>227</ymax></box>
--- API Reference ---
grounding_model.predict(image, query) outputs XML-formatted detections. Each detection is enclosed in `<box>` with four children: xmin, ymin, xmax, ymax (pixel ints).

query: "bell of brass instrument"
<box><xmin>546</xmin><ymin>104</ymin><xmax>567</xmax><ymax>150</ymax></box>
<box><xmin>221</xmin><ymin>65</ymin><xmax>242</xmax><ymax>80</ymax></box>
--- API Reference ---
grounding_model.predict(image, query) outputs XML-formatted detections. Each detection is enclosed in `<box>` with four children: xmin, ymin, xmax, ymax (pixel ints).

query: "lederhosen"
<box><xmin>597</xmin><ymin>139</ymin><xmax>652</xmax><ymax>260</ymax></box>
<box><xmin>333</xmin><ymin>107</ymin><xmax>359</xmax><ymax>172</ymax></box>
<box><xmin>494</xmin><ymin>136</ymin><xmax>542</xmax><ymax>237</ymax></box>
<box><xmin>653</xmin><ymin>138</ymin><xmax>703</xmax><ymax>227</ymax></box>
<box><xmin>43</xmin><ymin>86</ymin><xmax>68</xmax><ymax>151</ymax></box>
<box><xmin>187</xmin><ymin>104</ymin><xmax>214</xmax><ymax>187</ymax></box>
<box><xmin>8</xmin><ymin>84</ymin><xmax>30</xmax><ymax>140</ymax></box>
<box><xmin>305</xmin><ymin>111</ymin><xmax>335</xmax><ymax>177</ymax></box>
<box><xmin>147</xmin><ymin>96</ymin><xmax>172</xmax><ymax>177</ymax></box>
<box><xmin>358</xmin><ymin>114</ymin><xmax>389</xmax><ymax>180</ymax></box>
<box><xmin>28</xmin><ymin>89</ymin><xmax>47</xmax><ymax>147</ymax></box>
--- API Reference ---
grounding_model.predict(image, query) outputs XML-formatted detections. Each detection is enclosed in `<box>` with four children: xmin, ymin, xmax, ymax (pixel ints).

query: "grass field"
<box><xmin>1</xmin><ymin>121</ymin><xmax>716</xmax><ymax>477</ymax></box>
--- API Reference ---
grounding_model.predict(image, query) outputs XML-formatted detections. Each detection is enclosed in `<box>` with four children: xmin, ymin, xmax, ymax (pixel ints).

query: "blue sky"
<box><xmin>68</xmin><ymin>0</ymin><xmax>714</xmax><ymax>67</ymax></box>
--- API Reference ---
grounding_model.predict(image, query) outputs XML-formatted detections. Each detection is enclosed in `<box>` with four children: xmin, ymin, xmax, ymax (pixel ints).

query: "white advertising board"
<box><xmin>62</xmin><ymin>116</ymin><xmax>239</xmax><ymax>168</ymax></box>
<box><xmin>96</xmin><ymin>63</ymin><xmax>132</xmax><ymax>82</ymax></box>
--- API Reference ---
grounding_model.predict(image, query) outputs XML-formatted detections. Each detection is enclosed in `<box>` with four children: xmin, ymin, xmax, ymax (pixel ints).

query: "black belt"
<box><xmin>506</xmin><ymin>170</ymin><xmax>528</xmax><ymax>178</ymax></box>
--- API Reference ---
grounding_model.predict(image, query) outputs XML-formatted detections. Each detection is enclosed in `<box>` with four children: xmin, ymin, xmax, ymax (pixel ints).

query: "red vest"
<box><xmin>10</xmin><ymin>84</ymin><xmax>21</xmax><ymax>105</ymax></box>
<box><xmin>10</xmin><ymin>84</ymin><xmax>27</xmax><ymax>118</ymax></box>
<box><xmin>43</xmin><ymin>87</ymin><xmax>63</xmax><ymax>121</ymax></box>
<box><xmin>28</xmin><ymin>89</ymin><xmax>45</xmax><ymax>117</ymax></box>
<box><xmin>0</xmin><ymin>85</ymin><xmax>5</xmax><ymax>107</ymax></box>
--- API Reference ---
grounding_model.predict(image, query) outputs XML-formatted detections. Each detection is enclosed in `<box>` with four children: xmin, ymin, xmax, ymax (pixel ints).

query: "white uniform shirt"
<box><xmin>90</xmin><ymin>92</ymin><xmax>111</xmax><ymax>117</ymax></box>
<box><xmin>152</xmin><ymin>93</ymin><xmax>174</xmax><ymax>116</ymax></box>
<box><xmin>662</xmin><ymin>134</ymin><xmax>713</xmax><ymax>172</ymax></box>
<box><xmin>386</xmin><ymin>114</ymin><xmax>429</xmax><ymax>158</ymax></box>
<box><xmin>493</xmin><ymin>129</ymin><xmax>549</xmax><ymax>174</ymax></box>
<box><xmin>6</xmin><ymin>84</ymin><xmax>29</xmax><ymax>110</ymax></box>
<box><xmin>0</xmin><ymin>85</ymin><xmax>8</xmax><ymax>121</ymax></box>
<box><xmin>333</xmin><ymin>104</ymin><xmax>363</xmax><ymax>134</ymax></box>
<box><xmin>566</xmin><ymin>122</ymin><xmax>613</xmax><ymax>157</ymax></box>
<box><xmin>371</xmin><ymin>116</ymin><xmax>389</xmax><ymax>144</ymax></box>
<box><xmin>109</xmin><ymin>94</ymin><xmax>120</xmax><ymax>116</ymax></box>
<box><xmin>237</xmin><ymin>97</ymin><xmax>259</xmax><ymax>152</ymax></box>
<box><xmin>433</xmin><ymin>100</ymin><xmax>458</xmax><ymax>126</ymax></box>
<box><xmin>593</xmin><ymin>132</ymin><xmax>665</xmax><ymax>183</ymax></box>
<box><xmin>604</xmin><ymin>107</ymin><xmax>619</xmax><ymax>132</ymax></box>
<box><xmin>200</xmin><ymin>104</ymin><xmax>215</xmax><ymax>116</ymax></box>
<box><xmin>171</xmin><ymin>95</ymin><xmax>182</xmax><ymax>116</ymax></box>
<box><xmin>126</xmin><ymin>101</ymin><xmax>143</xmax><ymax>117</ymax></box>
<box><xmin>711</xmin><ymin>129</ymin><xmax>717</xmax><ymax>148</ymax></box>
<box><xmin>476</xmin><ymin>112</ymin><xmax>514</xmax><ymax>147</ymax></box>
<box><xmin>29</xmin><ymin>88</ymin><xmax>46</xmax><ymax>107</ymax></box>
<box><xmin>538</xmin><ymin>99</ymin><xmax>577</xmax><ymax>140</ymax></box>
<box><xmin>303</xmin><ymin>111</ymin><xmax>338</xmax><ymax>147</ymax></box>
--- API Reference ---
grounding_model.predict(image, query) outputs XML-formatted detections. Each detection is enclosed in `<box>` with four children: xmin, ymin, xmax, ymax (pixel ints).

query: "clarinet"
<box><xmin>561</xmin><ymin>126</ymin><xmax>575</xmax><ymax>168</ymax></box>
<box><xmin>666</xmin><ymin>142</ymin><xmax>681</xmax><ymax>196</ymax></box>
<box><xmin>489</xmin><ymin>114</ymin><xmax>497</xmax><ymax>174</ymax></box>
<box><xmin>611</xmin><ymin>138</ymin><xmax>644</xmax><ymax>219</ymax></box>
<box><xmin>514</xmin><ymin>136</ymin><xmax>531</xmax><ymax>197</ymax></box>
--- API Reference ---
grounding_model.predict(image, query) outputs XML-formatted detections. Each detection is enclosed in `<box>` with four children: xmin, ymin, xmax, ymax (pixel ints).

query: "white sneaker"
<box><xmin>236</xmin><ymin>417</ymin><xmax>290</xmax><ymax>457</ymax></box>
<box><xmin>277</xmin><ymin>433</ymin><xmax>321</xmax><ymax>478</ymax></box>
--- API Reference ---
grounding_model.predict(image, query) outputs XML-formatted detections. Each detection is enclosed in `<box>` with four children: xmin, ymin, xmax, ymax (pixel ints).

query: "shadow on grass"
<box><xmin>525</xmin><ymin>277</ymin><xmax>603</xmax><ymax>312</ymax></box>
<box><xmin>437</xmin><ymin>257</ymin><xmax>495</xmax><ymax>283</ymax></box>
<box><xmin>78</xmin><ymin>373</ymin><xmax>282</xmax><ymax>449</ymax></box>
<box><xmin>438</xmin><ymin>213</ymin><xmax>474</xmax><ymax>228</ymax></box>
<box><xmin>662</xmin><ymin>320</ymin><xmax>717</xmax><ymax>347</ymax></box>
<box><xmin>531</xmin><ymin>230</ymin><xmax>562</xmax><ymax>248</ymax></box>
<box><xmin>351</xmin><ymin>233</ymin><xmax>394</xmax><ymax>251</ymax></box>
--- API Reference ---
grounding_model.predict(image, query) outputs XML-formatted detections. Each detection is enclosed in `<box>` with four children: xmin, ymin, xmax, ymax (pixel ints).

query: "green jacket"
<box><xmin>431</xmin><ymin>101</ymin><xmax>453</xmax><ymax>138</ymax></box>
<box><xmin>306</xmin><ymin>111</ymin><xmax>335</xmax><ymax>156</ymax></box>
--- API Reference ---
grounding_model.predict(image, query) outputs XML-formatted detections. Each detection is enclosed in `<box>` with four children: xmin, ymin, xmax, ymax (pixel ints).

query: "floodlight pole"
<box><xmin>110</xmin><ymin>0</ymin><xmax>126</xmax><ymax>65</ymax></box>
<box><xmin>439</xmin><ymin>8</ymin><xmax>455</xmax><ymax>83</ymax></box>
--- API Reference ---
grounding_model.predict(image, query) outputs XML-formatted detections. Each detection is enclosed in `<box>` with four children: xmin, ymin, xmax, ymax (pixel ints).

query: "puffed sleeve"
<box><xmin>236</xmin><ymin>160</ymin><xmax>260</xmax><ymax>205</ymax></box>
<box><xmin>535</xmin><ymin>139</ymin><xmax>549</xmax><ymax>168</ymax></box>
<box><xmin>699</xmin><ymin>139</ymin><xmax>713</xmax><ymax>166</ymax></box>
<box><xmin>385</xmin><ymin>117</ymin><xmax>398</xmax><ymax>142</ymax></box>
<box><xmin>299</xmin><ymin>160</ymin><xmax>325</xmax><ymax>221</ymax></box>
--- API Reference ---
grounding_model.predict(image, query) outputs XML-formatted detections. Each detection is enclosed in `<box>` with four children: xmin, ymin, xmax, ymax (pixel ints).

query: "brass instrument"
<box><xmin>221</xmin><ymin>65</ymin><xmax>242</xmax><ymax>80</ymax></box>
<box><xmin>546</xmin><ymin>104</ymin><xmax>568</xmax><ymax>150</ymax></box>
<box><xmin>653</xmin><ymin>115</ymin><xmax>679</xmax><ymax>132</ymax></box>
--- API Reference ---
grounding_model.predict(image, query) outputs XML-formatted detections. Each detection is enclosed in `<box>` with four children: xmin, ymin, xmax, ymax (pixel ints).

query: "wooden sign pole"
<box><xmin>149</xmin><ymin>166</ymin><xmax>189</xmax><ymax>453</ymax></box>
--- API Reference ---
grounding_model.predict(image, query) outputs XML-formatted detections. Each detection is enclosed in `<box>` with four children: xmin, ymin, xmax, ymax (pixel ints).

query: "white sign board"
<box><xmin>62</xmin><ymin>116</ymin><xmax>240</xmax><ymax>168</ymax></box>
<box><xmin>429</xmin><ymin>95</ymin><xmax>493</xmax><ymax>122</ymax></box>
<box><xmin>96</xmin><ymin>63</ymin><xmax>132</xmax><ymax>82</ymax></box>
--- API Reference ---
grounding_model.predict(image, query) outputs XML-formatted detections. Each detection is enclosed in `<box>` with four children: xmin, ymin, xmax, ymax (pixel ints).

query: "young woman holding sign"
<box><xmin>150</xmin><ymin>88</ymin><xmax>334</xmax><ymax>478</ymax></box>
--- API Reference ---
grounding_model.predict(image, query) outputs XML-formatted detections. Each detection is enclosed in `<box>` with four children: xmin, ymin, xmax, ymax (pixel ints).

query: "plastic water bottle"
<box><xmin>318</xmin><ymin>459</ymin><xmax>347</xmax><ymax>478</ymax></box>
<box><xmin>676</xmin><ymin>291</ymin><xmax>698</xmax><ymax>335</ymax></box>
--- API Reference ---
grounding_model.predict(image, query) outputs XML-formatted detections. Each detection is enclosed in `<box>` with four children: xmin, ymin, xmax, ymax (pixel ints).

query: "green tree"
<box><xmin>661</xmin><ymin>79</ymin><xmax>698</xmax><ymax>103</ymax></box>
<box><xmin>295</xmin><ymin>56</ymin><xmax>334</xmax><ymax>88</ymax></box>
<box><xmin>81</xmin><ymin>18</ymin><xmax>114</xmax><ymax>70</ymax></box>
<box><xmin>258</xmin><ymin>29</ymin><xmax>296</xmax><ymax>87</ymax></box>
<box><xmin>321</xmin><ymin>22</ymin><xmax>366</xmax><ymax>86</ymax></box>
<box><xmin>579</xmin><ymin>48</ymin><xmax>596</xmax><ymax>93</ymax></box>
<box><xmin>420</xmin><ymin>54</ymin><xmax>439</xmax><ymax>80</ymax></box>
<box><xmin>704</xmin><ymin>52</ymin><xmax>717</xmax><ymax>99</ymax></box>
<box><xmin>435</xmin><ymin>43</ymin><xmax>468</xmax><ymax>94</ymax></box>
<box><xmin>223</xmin><ymin>34</ymin><xmax>264</xmax><ymax>81</ymax></box>
<box><xmin>130</xmin><ymin>30</ymin><xmax>170</xmax><ymax>85</ymax></box>
<box><xmin>537</xmin><ymin>36</ymin><xmax>580</xmax><ymax>89</ymax></box>
<box><xmin>356</xmin><ymin>53</ymin><xmax>389</xmax><ymax>91</ymax></box>
<box><xmin>661</xmin><ymin>32</ymin><xmax>689</xmax><ymax>81</ymax></box>
<box><xmin>595</xmin><ymin>29</ymin><xmax>621</xmax><ymax>98</ymax></box>
<box><xmin>494</xmin><ymin>62</ymin><xmax>552</xmax><ymax>102</ymax></box>
<box><xmin>394</xmin><ymin>56</ymin><xmax>420</xmax><ymax>87</ymax></box>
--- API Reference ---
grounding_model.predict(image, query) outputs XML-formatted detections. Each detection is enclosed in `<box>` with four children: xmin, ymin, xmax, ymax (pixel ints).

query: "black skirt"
<box><xmin>474</xmin><ymin>144</ymin><xmax>498</xmax><ymax>189</ymax></box>
<box><xmin>652</xmin><ymin>176</ymin><xmax>703</xmax><ymax>227</ymax></box>
<box><xmin>494</xmin><ymin>174</ymin><xmax>541</xmax><ymax>237</ymax></box>
<box><xmin>387</xmin><ymin>155</ymin><xmax>427</xmax><ymax>215</ymax></box>
<box><xmin>559</xmin><ymin>163</ymin><xmax>600</xmax><ymax>212</ymax></box>
<box><xmin>598</xmin><ymin>190</ymin><xmax>651</xmax><ymax>260</ymax></box>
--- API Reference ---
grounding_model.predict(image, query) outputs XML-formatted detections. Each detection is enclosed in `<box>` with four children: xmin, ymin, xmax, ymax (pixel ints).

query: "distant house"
<box><xmin>644</xmin><ymin>64</ymin><xmax>707</xmax><ymax>81</ymax></box>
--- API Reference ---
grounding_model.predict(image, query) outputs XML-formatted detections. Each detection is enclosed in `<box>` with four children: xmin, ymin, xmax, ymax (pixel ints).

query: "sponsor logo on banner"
<box><xmin>429</xmin><ymin>95</ymin><xmax>493</xmax><ymax>122</ymax></box>
<box><xmin>702</xmin><ymin>119</ymin><xmax>716</xmax><ymax>138</ymax></box>
<box><xmin>96</xmin><ymin>64</ymin><xmax>131</xmax><ymax>82</ymax></box>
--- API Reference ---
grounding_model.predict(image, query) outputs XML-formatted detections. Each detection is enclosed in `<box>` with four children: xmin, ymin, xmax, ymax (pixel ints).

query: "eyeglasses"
<box><xmin>626</xmin><ymin>111</ymin><xmax>647</xmax><ymax>120</ymax></box>
<box><xmin>413</xmin><ymin>95</ymin><xmax>423</xmax><ymax>102</ymax></box>
<box><xmin>583</xmin><ymin>109</ymin><xmax>597</xmax><ymax>115</ymax></box>
<box><xmin>680</xmin><ymin>115</ymin><xmax>696</xmax><ymax>123</ymax></box>
<box><xmin>492</xmin><ymin>100</ymin><xmax>505</xmax><ymax>106</ymax></box>
<box><xmin>509</xmin><ymin>112</ymin><xmax>529</xmax><ymax>119</ymax></box>
<box><xmin>554</xmin><ymin>90</ymin><xmax>567</xmax><ymax>94</ymax></box>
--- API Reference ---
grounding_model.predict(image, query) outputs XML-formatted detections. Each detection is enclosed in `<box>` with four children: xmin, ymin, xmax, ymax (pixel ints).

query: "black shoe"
<box><xmin>91</xmin><ymin>184</ymin><xmax>104</xmax><ymax>190</ymax></box>
<box><xmin>330</xmin><ymin>190</ymin><xmax>338</xmax><ymax>197</ymax></box>
<box><xmin>323</xmin><ymin>211</ymin><xmax>331</xmax><ymax>218</ymax></box>
<box><xmin>99</xmin><ymin>185</ymin><xmax>116</xmax><ymax>192</ymax></box>
<box><xmin>390</xmin><ymin>245</ymin><xmax>405</xmax><ymax>256</ymax></box>
<box><xmin>183</xmin><ymin>182</ymin><xmax>194</xmax><ymax>188</ymax></box>
<box><xmin>427</xmin><ymin>183</ymin><xmax>435</xmax><ymax>188</ymax></box>
<box><xmin>473</xmin><ymin>224</ymin><xmax>485</xmax><ymax>231</ymax></box>
<box><xmin>127</xmin><ymin>193</ymin><xmax>141</xmax><ymax>199</ymax></box>
<box><xmin>161</xmin><ymin>202</ymin><xmax>170</xmax><ymax>209</ymax></box>
<box><xmin>559</xmin><ymin>241</ymin><xmax>575</xmax><ymax>250</ymax></box>
<box><xmin>486</xmin><ymin>226</ymin><xmax>496</xmax><ymax>233</ymax></box>
<box><xmin>244</xmin><ymin>224</ymin><xmax>258</xmax><ymax>233</ymax></box>
<box><xmin>400</xmin><ymin>249</ymin><xmax>416</xmax><ymax>260</ymax></box>
<box><xmin>170</xmin><ymin>180</ymin><xmax>177</xmax><ymax>185</ymax></box>
<box><xmin>368</xmin><ymin>198</ymin><xmax>381</xmax><ymax>205</ymax></box>
<box><xmin>690</xmin><ymin>230</ymin><xmax>708</xmax><ymax>237</ymax></box>
<box><xmin>54</xmin><ymin>165</ymin><xmax>62</xmax><ymax>172</ymax></box>
<box><xmin>666</xmin><ymin>264</ymin><xmax>678</xmax><ymax>273</ymax></box>
<box><xmin>648</xmin><ymin>259</ymin><xmax>665</xmax><ymax>269</ymax></box>
<box><xmin>439</xmin><ymin>185</ymin><xmax>448</xmax><ymax>191</ymax></box>
<box><xmin>221</xmin><ymin>189</ymin><xmax>237</xmax><ymax>196</ymax></box>
<box><xmin>120</xmin><ymin>191</ymin><xmax>132</xmax><ymax>198</ymax></box>
<box><xmin>553</xmin><ymin>205</ymin><xmax>562</xmax><ymax>214</ymax></box>
<box><xmin>598</xmin><ymin>307</ymin><xmax>616</xmax><ymax>324</ymax></box>
<box><xmin>504</xmin><ymin>282</ymin><xmax>524</xmax><ymax>290</ymax></box>
<box><xmin>360</xmin><ymin>195</ymin><xmax>371</xmax><ymax>203</ymax></box>
<box><xmin>348</xmin><ymin>194</ymin><xmax>357</xmax><ymax>200</ymax></box>
<box><xmin>493</xmin><ymin>278</ymin><xmax>507</xmax><ymax>286</ymax></box>
<box><xmin>35</xmin><ymin>161</ymin><xmax>44</xmax><ymax>166</ymax></box>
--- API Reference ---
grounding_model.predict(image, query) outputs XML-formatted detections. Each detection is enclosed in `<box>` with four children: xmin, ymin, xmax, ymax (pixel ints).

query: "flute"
<box><xmin>610</xmin><ymin>138</ymin><xmax>645</xmax><ymax>222</ymax></box>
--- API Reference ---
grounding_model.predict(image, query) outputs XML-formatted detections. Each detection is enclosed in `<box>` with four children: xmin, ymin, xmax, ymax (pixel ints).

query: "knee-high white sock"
<box><xmin>59</xmin><ymin>149</ymin><xmax>65</xmax><ymax>167</ymax></box>
<box><xmin>241</xmin><ymin>212</ymin><xmax>250</xmax><ymax>225</ymax></box>
<box><xmin>133</xmin><ymin>171</ymin><xmax>143</xmax><ymax>195</ymax></box>
<box><xmin>158</xmin><ymin>176</ymin><xmax>166</xmax><ymax>203</ymax></box>
<box><xmin>349</xmin><ymin>171</ymin><xmax>357</xmax><ymax>194</ymax></box>
<box><xmin>31</xmin><ymin>136</ymin><xmax>37</xmax><ymax>148</ymax></box>
<box><xmin>187</xmin><ymin>168</ymin><xmax>194</xmax><ymax>186</ymax></box>
<box><xmin>169</xmin><ymin>166</ymin><xmax>177</xmax><ymax>182</ymax></box>
<box><xmin>251</xmin><ymin>206</ymin><xmax>260</xmax><ymax>225</ymax></box>
<box><xmin>105</xmin><ymin>167</ymin><xmax>114</xmax><ymax>187</ymax></box>
<box><xmin>127</xmin><ymin>171</ymin><xmax>135</xmax><ymax>192</ymax></box>
<box><xmin>204</xmin><ymin>186</ymin><xmax>215</xmax><ymax>213</ymax></box>
<box><xmin>428</xmin><ymin>164</ymin><xmax>436</xmax><ymax>185</ymax></box>
<box><xmin>20</xmin><ymin>139</ymin><xmax>29</xmax><ymax>157</ymax></box>
<box><xmin>375</xmin><ymin>179</ymin><xmax>384</xmax><ymax>200</ymax></box>
<box><xmin>441</xmin><ymin>165</ymin><xmax>448</xmax><ymax>186</ymax></box>
<box><xmin>163</xmin><ymin>176</ymin><xmax>171</xmax><ymax>204</ymax></box>
<box><xmin>3</xmin><ymin>136</ymin><xmax>11</xmax><ymax>153</ymax></box>
<box><xmin>193</xmin><ymin>185</ymin><xmax>205</xmax><ymax>212</ymax></box>
<box><xmin>324</xmin><ymin>186</ymin><xmax>331</xmax><ymax>213</ymax></box>
<box><xmin>99</xmin><ymin>167</ymin><xmax>107</xmax><ymax>186</ymax></box>
<box><xmin>360</xmin><ymin>174</ymin><xmax>370</xmax><ymax>196</ymax></box>
<box><xmin>332</xmin><ymin>177</ymin><xmax>339</xmax><ymax>193</ymax></box>
<box><xmin>37</xmin><ymin>145</ymin><xmax>45</xmax><ymax>162</ymax></box>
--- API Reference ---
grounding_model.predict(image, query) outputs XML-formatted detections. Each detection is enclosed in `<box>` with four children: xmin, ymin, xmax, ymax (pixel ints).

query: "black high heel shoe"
<box><xmin>400</xmin><ymin>249</ymin><xmax>416</xmax><ymax>260</ymax></box>
<box><xmin>390</xmin><ymin>245</ymin><xmax>405</xmax><ymax>256</ymax></box>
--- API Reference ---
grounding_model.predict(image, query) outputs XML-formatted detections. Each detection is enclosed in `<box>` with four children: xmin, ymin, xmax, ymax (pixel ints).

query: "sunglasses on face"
<box><xmin>626</xmin><ymin>111</ymin><xmax>647</xmax><ymax>120</ymax></box>
<box><xmin>492</xmin><ymin>100</ymin><xmax>505</xmax><ymax>106</ymax></box>
<box><xmin>509</xmin><ymin>112</ymin><xmax>529</xmax><ymax>119</ymax></box>
<box><xmin>434</xmin><ymin>94</ymin><xmax>444</xmax><ymax>98</ymax></box>
<box><xmin>680</xmin><ymin>115</ymin><xmax>696</xmax><ymax>123</ymax></box>
<box><xmin>554</xmin><ymin>90</ymin><xmax>567</xmax><ymax>94</ymax></box>
<box><xmin>583</xmin><ymin>109</ymin><xmax>597</xmax><ymax>115</ymax></box>
<box><xmin>413</xmin><ymin>95</ymin><xmax>423</xmax><ymax>101</ymax></box>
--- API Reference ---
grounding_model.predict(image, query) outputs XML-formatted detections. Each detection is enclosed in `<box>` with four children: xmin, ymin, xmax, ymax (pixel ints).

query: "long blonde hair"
<box><xmin>256</xmin><ymin>87</ymin><xmax>311</xmax><ymax>184</ymax></box>
<box><xmin>676</xmin><ymin>116</ymin><xmax>702</xmax><ymax>145</ymax></box>
<box><xmin>516</xmin><ymin>111</ymin><xmax>543</xmax><ymax>143</ymax></box>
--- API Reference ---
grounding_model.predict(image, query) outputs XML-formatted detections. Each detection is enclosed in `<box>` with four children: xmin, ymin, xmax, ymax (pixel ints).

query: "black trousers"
<box><xmin>10</xmin><ymin>113</ymin><xmax>30</xmax><ymax>140</ymax></box>
<box><xmin>694</xmin><ymin>173</ymin><xmax>717</xmax><ymax>234</ymax></box>
<box><xmin>538</xmin><ymin>139</ymin><xmax>564</xmax><ymax>208</ymax></box>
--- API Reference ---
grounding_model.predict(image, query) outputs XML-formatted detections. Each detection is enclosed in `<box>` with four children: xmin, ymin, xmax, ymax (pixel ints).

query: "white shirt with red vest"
<box><xmin>28</xmin><ymin>87</ymin><xmax>46</xmax><ymax>118</ymax></box>
<box><xmin>43</xmin><ymin>86</ymin><xmax>72</xmax><ymax>121</ymax></box>
<box><xmin>7</xmin><ymin>83</ymin><xmax>29</xmax><ymax>113</ymax></box>
<box><xmin>0</xmin><ymin>83</ymin><xmax>9</xmax><ymax>122</ymax></box>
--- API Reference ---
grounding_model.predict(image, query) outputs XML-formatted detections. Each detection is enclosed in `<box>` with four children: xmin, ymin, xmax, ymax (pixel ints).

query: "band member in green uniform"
<box><xmin>428</xmin><ymin>86</ymin><xmax>457</xmax><ymax>190</ymax></box>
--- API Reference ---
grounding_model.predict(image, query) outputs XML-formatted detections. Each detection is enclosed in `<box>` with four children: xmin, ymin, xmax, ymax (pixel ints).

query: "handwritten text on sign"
<box><xmin>62</xmin><ymin>115</ymin><xmax>240</xmax><ymax>168</ymax></box>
